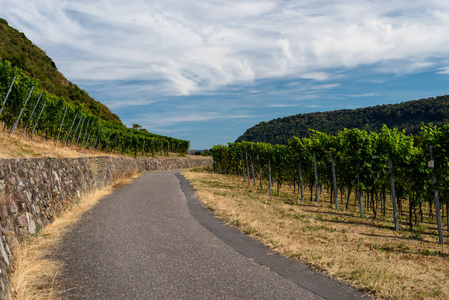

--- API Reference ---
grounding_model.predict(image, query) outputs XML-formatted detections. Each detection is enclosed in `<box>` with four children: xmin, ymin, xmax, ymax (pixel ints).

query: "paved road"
<box><xmin>59</xmin><ymin>171</ymin><xmax>367</xmax><ymax>299</ymax></box>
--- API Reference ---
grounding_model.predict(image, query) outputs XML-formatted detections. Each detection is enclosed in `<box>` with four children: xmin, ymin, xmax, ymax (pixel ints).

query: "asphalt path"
<box><xmin>59</xmin><ymin>171</ymin><xmax>367</xmax><ymax>299</ymax></box>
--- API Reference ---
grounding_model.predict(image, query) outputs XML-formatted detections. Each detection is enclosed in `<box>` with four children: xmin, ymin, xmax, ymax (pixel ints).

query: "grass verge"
<box><xmin>183</xmin><ymin>168</ymin><xmax>449</xmax><ymax>300</ymax></box>
<box><xmin>7</xmin><ymin>173</ymin><xmax>140</xmax><ymax>300</ymax></box>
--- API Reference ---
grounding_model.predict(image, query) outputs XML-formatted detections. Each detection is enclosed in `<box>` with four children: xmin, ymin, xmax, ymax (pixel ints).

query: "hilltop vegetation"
<box><xmin>236</xmin><ymin>95</ymin><xmax>449</xmax><ymax>144</ymax></box>
<box><xmin>0</xmin><ymin>18</ymin><xmax>121</xmax><ymax>125</ymax></box>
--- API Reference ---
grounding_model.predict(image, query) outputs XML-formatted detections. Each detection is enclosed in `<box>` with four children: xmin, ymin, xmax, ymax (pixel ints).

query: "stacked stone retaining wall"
<box><xmin>0</xmin><ymin>155</ymin><xmax>212</xmax><ymax>298</ymax></box>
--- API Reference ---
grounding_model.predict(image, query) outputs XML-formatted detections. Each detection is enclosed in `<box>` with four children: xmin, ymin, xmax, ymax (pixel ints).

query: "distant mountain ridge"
<box><xmin>236</xmin><ymin>95</ymin><xmax>449</xmax><ymax>145</ymax></box>
<box><xmin>0</xmin><ymin>18</ymin><xmax>122</xmax><ymax>125</ymax></box>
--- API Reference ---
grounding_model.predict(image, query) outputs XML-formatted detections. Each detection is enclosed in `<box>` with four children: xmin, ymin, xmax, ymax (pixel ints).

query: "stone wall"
<box><xmin>0</xmin><ymin>155</ymin><xmax>212</xmax><ymax>298</ymax></box>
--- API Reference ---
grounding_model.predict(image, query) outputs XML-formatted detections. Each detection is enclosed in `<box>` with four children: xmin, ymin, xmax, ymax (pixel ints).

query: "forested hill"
<box><xmin>0</xmin><ymin>18</ymin><xmax>122</xmax><ymax>125</ymax></box>
<box><xmin>236</xmin><ymin>95</ymin><xmax>449</xmax><ymax>145</ymax></box>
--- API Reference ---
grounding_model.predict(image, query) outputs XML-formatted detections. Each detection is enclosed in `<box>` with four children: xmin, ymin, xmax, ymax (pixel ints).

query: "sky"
<box><xmin>2</xmin><ymin>1</ymin><xmax>449</xmax><ymax>149</ymax></box>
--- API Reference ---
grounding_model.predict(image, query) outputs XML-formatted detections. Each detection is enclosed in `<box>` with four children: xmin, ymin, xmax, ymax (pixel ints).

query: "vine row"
<box><xmin>210</xmin><ymin>125</ymin><xmax>449</xmax><ymax>244</ymax></box>
<box><xmin>0</xmin><ymin>60</ymin><xmax>189</xmax><ymax>156</ymax></box>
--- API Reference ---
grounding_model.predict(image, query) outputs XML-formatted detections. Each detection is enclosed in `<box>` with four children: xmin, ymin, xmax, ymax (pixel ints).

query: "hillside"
<box><xmin>236</xmin><ymin>95</ymin><xmax>449</xmax><ymax>144</ymax></box>
<box><xmin>0</xmin><ymin>18</ymin><xmax>122</xmax><ymax>125</ymax></box>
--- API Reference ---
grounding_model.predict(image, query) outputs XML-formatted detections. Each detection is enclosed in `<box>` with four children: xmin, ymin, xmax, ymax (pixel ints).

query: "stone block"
<box><xmin>7</xmin><ymin>199</ymin><xmax>17</xmax><ymax>215</ymax></box>
<box><xmin>0</xmin><ymin>207</ymin><xmax>8</xmax><ymax>219</ymax></box>
<box><xmin>0</xmin><ymin>238</ymin><xmax>9</xmax><ymax>266</ymax></box>
<box><xmin>26</xmin><ymin>213</ymin><xmax>36</xmax><ymax>235</ymax></box>
<box><xmin>16</xmin><ymin>214</ymin><xmax>27</xmax><ymax>228</ymax></box>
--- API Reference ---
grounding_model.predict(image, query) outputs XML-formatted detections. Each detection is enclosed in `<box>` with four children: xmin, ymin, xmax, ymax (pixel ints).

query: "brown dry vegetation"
<box><xmin>8</xmin><ymin>174</ymin><xmax>140</xmax><ymax>300</ymax></box>
<box><xmin>183</xmin><ymin>168</ymin><xmax>449</xmax><ymax>300</ymax></box>
<box><xmin>0</xmin><ymin>126</ymin><xmax>185</xmax><ymax>159</ymax></box>
<box><xmin>0</xmin><ymin>125</ymin><xmax>119</xmax><ymax>159</ymax></box>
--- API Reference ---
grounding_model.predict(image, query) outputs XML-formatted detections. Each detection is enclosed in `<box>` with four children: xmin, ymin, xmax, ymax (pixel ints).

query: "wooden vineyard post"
<box><xmin>55</xmin><ymin>106</ymin><xmax>68</xmax><ymax>146</ymax></box>
<box><xmin>357</xmin><ymin>171</ymin><xmax>364</xmax><ymax>219</ymax></box>
<box><xmin>344</xmin><ymin>187</ymin><xmax>347</xmax><ymax>209</ymax></box>
<box><xmin>80</xmin><ymin>118</ymin><xmax>91</xmax><ymax>149</ymax></box>
<box><xmin>20</xmin><ymin>93</ymin><xmax>42</xmax><ymax>139</ymax></box>
<box><xmin>331</xmin><ymin>154</ymin><xmax>338</xmax><ymax>209</ymax></box>
<box><xmin>313</xmin><ymin>151</ymin><xmax>319</xmax><ymax>203</ymax></box>
<box><xmin>240</xmin><ymin>150</ymin><xmax>246</xmax><ymax>182</ymax></box>
<box><xmin>85</xmin><ymin>133</ymin><xmax>91</xmax><ymax>150</ymax></box>
<box><xmin>258</xmin><ymin>152</ymin><xmax>263</xmax><ymax>190</ymax></box>
<box><xmin>0</xmin><ymin>76</ymin><xmax>16</xmax><ymax>116</ymax></box>
<box><xmin>10</xmin><ymin>86</ymin><xmax>35</xmax><ymax>135</ymax></box>
<box><xmin>95</xmin><ymin>127</ymin><xmax>103</xmax><ymax>150</ymax></box>
<box><xmin>30</xmin><ymin>100</ymin><xmax>47</xmax><ymax>140</ymax></box>
<box><xmin>298</xmin><ymin>159</ymin><xmax>304</xmax><ymax>201</ymax></box>
<box><xmin>245</xmin><ymin>151</ymin><xmax>250</xmax><ymax>185</ymax></box>
<box><xmin>70</xmin><ymin>116</ymin><xmax>83</xmax><ymax>147</ymax></box>
<box><xmin>268</xmin><ymin>158</ymin><xmax>272</xmax><ymax>196</ymax></box>
<box><xmin>91</xmin><ymin>133</ymin><xmax>98</xmax><ymax>149</ymax></box>
<box><xmin>381</xmin><ymin>189</ymin><xmax>385</xmax><ymax>216</ymax></box>
<box><xmin>63</xmin><ymin>114</ymin><xmax>78</xmax><ymax>148</ymax></box>
<box><xmin>75</xmin><ymin>118</ymin><xmax>86</xmax><ymax>148</ymax></box>
<box><xmin>388</xmin><ymin>157</ymin><xmax>399</xmax><ymax>231</ymax></box>
<box><xmin>83</xmin><ymin>119</ymin><xmax>92</xmax><ymax>149</ymax></box>
<box><xmin>94</xmin><ymin>135</ymin><xmax>99</xmax><ymax>150</ymax></box>
<box><xmin>250</xmin><ymin>154</ymin><xmax>256</xmax><ymax>186</ymax></box>
<box><xmin>88</xmin><ymin>134</ymin><xmax>94</xmax><ymax>150</ymax></box>
<box><xmin>429</xmin><ymin>145</ymin><xmax>444</xmax><ymax>245</ymax></box>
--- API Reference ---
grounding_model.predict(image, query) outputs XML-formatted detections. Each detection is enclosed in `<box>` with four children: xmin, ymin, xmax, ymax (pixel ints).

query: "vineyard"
<box><xmin>0</xmin><ymin>60</ymin><xmax>190</xmax><ymax>156</ymax></box>
<box><xmin>210</xmin><ymin>125</ymin><xmax>449</xmax><ymax>244</ymax></box>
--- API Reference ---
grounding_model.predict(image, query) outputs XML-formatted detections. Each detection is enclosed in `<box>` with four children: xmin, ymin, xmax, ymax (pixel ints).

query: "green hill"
<box><xmin>236</xmin><ymin>95</ymin><xmax>449</xmax><ymax>144</ymax></box>
<box><xmin>0</xmin><ymin>18</ymin><xmax>122</xmax><ymax>125</ymax></box>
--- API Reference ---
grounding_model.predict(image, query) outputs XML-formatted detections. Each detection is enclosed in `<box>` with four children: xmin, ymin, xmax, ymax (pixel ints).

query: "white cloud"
<box><xmin>3</xmin><ymin>0</ymin><xmax>449</xmax><ymax>98</ymax></box>
<box><xmin>107</xmin><ymin>98</ymin><xmax>158</xmax><ymax>109</ymax></box>
<box><xmin>130</xmin><ymin>111</ymin><xmax>256</xmax><ymax>130</ymax></box>
<box><xmin>437</xmin><ymin>66</ymin><xmax>449</xmax><ymax>74</ymax></box>
<box><xmin>310</xmin><ymin>84</ymin><xmax>340</xmax><ymax>90</ymax></box>
<box><xmin>267</xmin><ymin>104</ymin><xmax>299</xmax><ymax>108</ymax></box>
<box><xmin>301</xmin><ymin>72</ymin><xmax>334</xmax><ymax>81</ymax></box>
<box><xmin>346</xmin><ymin>93</ymin><xmax>378</xmax><ymax>98</ymax></box>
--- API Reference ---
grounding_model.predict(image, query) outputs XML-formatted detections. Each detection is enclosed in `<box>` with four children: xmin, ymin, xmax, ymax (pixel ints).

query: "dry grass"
<box><xmin>0</xmin><ymin>125</ymin><xmax>120</xmax><ymax>159</ymax></box>
<box><xmin>8</xmin><ymin>173</ymin><xmax>140</xmax><ymax>300</ymax></box>
<box><xmin>183</xmin><ymin>169</ymin><xmax>449</xmax><ymax>300</ymax></box>
<box><xmin>0</xmin><ymin>119</ymin><xmax>208</xmax><ymax>161</ymax></box>
<box><xmin>0</xmin><ymin>125</ymin><xmax>186</xmax><ymax>159</ymax></box>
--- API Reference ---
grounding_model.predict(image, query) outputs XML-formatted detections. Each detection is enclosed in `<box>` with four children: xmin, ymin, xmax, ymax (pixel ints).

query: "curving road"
<box><xmin>58</xmin><ymin>171</ymin><xmax>366</xmax><ymax>299</ymax></box>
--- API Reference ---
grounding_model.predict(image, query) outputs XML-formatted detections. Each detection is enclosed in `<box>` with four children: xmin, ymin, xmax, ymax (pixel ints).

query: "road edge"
<box><xmin>175</xmin><ymin>171</ymin><xmax>369</xmax><ymax>300</ymax></box>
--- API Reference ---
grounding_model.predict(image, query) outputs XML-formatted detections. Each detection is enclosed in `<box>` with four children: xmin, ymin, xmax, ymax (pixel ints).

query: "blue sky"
<box><xmin>2</xmin><ymin>1</ymin><xmax>449</xmax><ymax>149</ymax></box>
